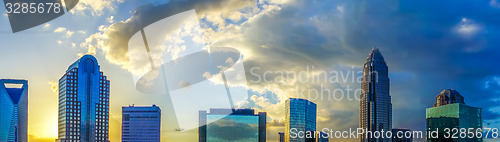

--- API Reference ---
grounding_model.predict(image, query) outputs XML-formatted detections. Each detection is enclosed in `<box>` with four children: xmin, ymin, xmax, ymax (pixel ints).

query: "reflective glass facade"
<box><xmin>199</xmin><ymin>108</ymin><xmax>266</xmax><ymax>142</ymax></box>
<box><xmin>285</xmin><ymin>98</ymin><xmax>317</xmax><ymax>142</ymax></box>
<box><xmin>122</xmin><ymin>105</ymin><xmax>161</xmax><ymax>142</ymax></box>
<box><xmin>0</xmin><ymin>79</ymin><xmax>28</xmax><ymax>142</ymax></box>
<box><xmin>56</xmin><ymin>55</ymin><xmax>110</xmax><ymax>142</ymax></box>
<box><xmin>360</xmin><ymin>48</ymin><xmax>392</xmax><ymax>142</ymax></box>
<box><xmin>426</xmin><ymin>103</ymin><xmax>482</xmax><ymax>142</ymax></box>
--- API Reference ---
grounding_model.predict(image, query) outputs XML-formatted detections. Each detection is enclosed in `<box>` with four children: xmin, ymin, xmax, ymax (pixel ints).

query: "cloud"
<box><xmin>48</xmin><ymin>81</ymin><xmax>58</xmax><ymax>94</ymax></box>
<box><xmin>455</xmin><ymin>18</ymin><xmax>482</xmax><ymax>38</ymax></box>
<box><xmin>107</xmin><ymin>16</ymin><xmax>115</xmax><ymax>23</ymax></box>
<box><xmin>70</xmin><ymin>0</ymin><xmax>123</xmax><ymax>16</ymax></box>
<box><xmin>79</xmin><ymin>0</ymin><xmax>257</xmax><ymax>71</ymax></box>
<box><xmin>53</xmin><ymin>27</ymin><xmax>67</xmax><ymax>33</ymax></box>
<box><xmin>53</xmin><ymin>27</ymin><xmax>75</xmax><ymax>38</ymax></box>
<box><xmin>43</xmin><ymin>24</ymin><xmax>50</xmax><ymax>29</ymax></box>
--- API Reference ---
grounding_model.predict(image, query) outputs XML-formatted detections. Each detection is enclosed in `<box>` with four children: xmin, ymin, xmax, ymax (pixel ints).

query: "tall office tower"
<box><xmin>426</xmin><ymin>89</ymin><xmax>482</xmax><ymax>142</ymax></box>
<box><xmin>360</xmin><ymin>48</ymin><xmax>392</xmax><ymax>142</ymax></box>
<box><xmin>122</xmin><ymin>105</ymin><xmax>161</xmax><ymax>142</ymax></box>
<box><xmin>0</xmin><ymin>79</ymin><xmax>28</xmax><ymax>142</ymax></box>
<box><xmin>391</xmin><ymin>129</ymin><xmax>413</xmax><ymax>142</ymax></box>
<box><xmin>199</xmin><ymin>108</ymin><xmax>266</xmax><ymax>142</ymax></box>
<box><xmin>56</xmin><ymin>55</ymin><xmax>110</xmax><ymax>142</ymax></box>
<box><xmin>285</xmin><ymin>98</ymin><xmax>317</xmax><ymax>142</ymax></box>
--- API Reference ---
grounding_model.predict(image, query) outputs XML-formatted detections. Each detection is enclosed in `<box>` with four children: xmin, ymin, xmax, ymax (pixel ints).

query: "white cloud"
<box><xmin>107</xmin><ymin>16</ymin><xmax>115</xmax><ymax>23</ymax></box>
<box><xmin>43</xmin><ymin>24</ymin><xmax>50</xmax><ymax>29</ymax></box>
<box><xmin>337</xmin><ymin>5</ymin><xmax>344</xmax><ymax>13</ymax></box>
<box><xmin>455</xmin><ymin>17</ymin><xmax>481</xmax><ymax>38</ymax></box>
<box><xmin>70</xmin><ymin>0</ymin><xmax>123</xmax><ymax>16</ymax></box>
<box><xmin>53</xmin><ymin>27</ymin><xmax>67</xmax><ymax>33</ymax></box>
<box><xmin>491</xmin><ymin>0</ymin><xmax>500</xmax><ymax>8</ymax></box>
<box><xmin>77</xmin><ymin>30</ymin><xmax>86</xmax><ymax>34</ymax></box>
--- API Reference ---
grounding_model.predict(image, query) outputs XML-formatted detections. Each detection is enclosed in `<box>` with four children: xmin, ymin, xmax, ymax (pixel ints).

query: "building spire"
<box><xmin>366</xmin><ymin>48</ymin><xmax>386</xmax><ymax>63</ymax></box>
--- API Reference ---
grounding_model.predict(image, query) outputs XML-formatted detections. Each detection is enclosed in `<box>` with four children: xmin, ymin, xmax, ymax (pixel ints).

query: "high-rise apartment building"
<box><xmin>0</xmin><ymin>79</ymin><xmax>28</xmax><ymax>142</ymax></box>
<box><xmin>285</xmin><ymin>98</ymin><xmax>317</xmax><ymax>142</ymax></box>
<box><xmin>360</xmin><ymin>48</ymin><xmax>392</xmax><ymax>142</ymax></box>
<box><xmin>56</xmin><ymin>55</ymin><xmax>110</xmax><ymax>142</ymax></box>
<box><xmin>122</xmin><ymin>105</ymin><xmax>161</xmax><ymax>142</ymax></box>
<box><xmin>199</xmin><ymin>108</ymin><xmax>266</xmax><ymax>142</ymax></box>
<box><xmin>426</xmin><ymin>89</ymin><xmax>482</xmax><ymax>142</ymax></box>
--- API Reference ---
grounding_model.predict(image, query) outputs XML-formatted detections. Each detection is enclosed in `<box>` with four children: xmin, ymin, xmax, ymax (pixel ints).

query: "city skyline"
<box><xmin>0</xmin><ymin>0</ymin><xmax>500</xmax><ymax>142</ymax></box>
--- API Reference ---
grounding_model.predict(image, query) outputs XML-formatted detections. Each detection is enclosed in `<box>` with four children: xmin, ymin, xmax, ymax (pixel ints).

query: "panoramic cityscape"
<box><xmin>0</xmin><ymin>49</ymin><xmax>491</xmax><ymax>142</ymax></box>
<box><xmin>1</xmin><ymin>0</ymin><xmax>500</xmax><ymax>142</ymax></box>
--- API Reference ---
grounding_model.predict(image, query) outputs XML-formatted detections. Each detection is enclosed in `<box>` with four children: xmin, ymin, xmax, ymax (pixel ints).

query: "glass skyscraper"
<box><xmin>199</xmin><ymin>108</ymin><xmax>266</xmax><ymax>142</ymax></box>
<box><xmin>56</xmin><ymin>55</ymin><xmax>110</xmax><ymax>142</ymax></box>
<box><xmin>360</xmin><ymin>48</ymin><xmax>392</xmax><ymax>142</ymax></box>
<box><xmin>0</xmin><ymin>79</ymin><xmax>28</xmax><ymax>142</ymax></box>
<box><xmin>426</xmin><ymin>89</ymin><xmax>482</xmax><ymax>142</ymax></box>
<box><xmin>285</xmin><ymin>98</ymin><xmax>317</xmax><ymax>142</ymax></box>
<box><xmin>122</xmin><ymin>105</ymin><xmax>161</xmax><ymax>142</ymax></box>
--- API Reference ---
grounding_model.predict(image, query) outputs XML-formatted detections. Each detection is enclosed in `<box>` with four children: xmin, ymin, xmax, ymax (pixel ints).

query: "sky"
<box><xmin>0</xmin><ymin>0</ymin><xmax>500</xmax><ymax>142</ymax></box>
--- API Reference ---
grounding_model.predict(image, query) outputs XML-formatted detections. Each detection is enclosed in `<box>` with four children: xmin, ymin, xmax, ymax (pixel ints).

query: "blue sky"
<box><xmin>0</xmin><ymin>0</ymin><xmax>499</xmax><ymax>141</ymax></box>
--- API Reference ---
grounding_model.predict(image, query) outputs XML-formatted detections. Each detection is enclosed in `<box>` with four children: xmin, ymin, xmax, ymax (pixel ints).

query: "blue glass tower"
<box><xmin>56</xmin><ymin>55</ymin><xmax>110</xmax><ymax>142</ymax></box>
<box><xmin>360</xmin><ymin>48</ymin><xmax>392</xmax><ymax>142</ymax></box>
<box><xmin>285</xmin><ymin>98</ymin><xmax>317</xmax><ymax>142</ymax></box>
<box><xmin>0</xmin><ymin>79</ymin><xmax>28</xmax><ymax>142</ymax></box>
<box><xmin>122</xmin><ymin>105</ymin><xmax>161</xmax><ymax>142</ymax></box>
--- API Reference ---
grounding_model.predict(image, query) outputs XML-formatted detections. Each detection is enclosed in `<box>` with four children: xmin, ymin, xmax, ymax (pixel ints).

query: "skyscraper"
<box><xmin>285</xmin><ymin>98</ymin><xmax>317</xmax><ymax>142</ymax></box>
<box><xmin>122</xmin><ymin>105</ymin><xmax>161</xmax><ymax>142</ymax></box>
<box><xmin>199</xmin><ymin>108</ymin><xmax>266</xmax><ymax>142</ymax></box>
<box><xmin>0</xmin><ymin>79</ymin><xmax>28</xmax><ymax>142</ymax></box>
<box><xmin>56</xmin><ymin>55</ymin><xmax>110</xmax><ymax>142</ymax></box>
<box><xmin>360</xmin><ymin>48</ymin><xmax>392</xmax><ymax>142</ymax></box>
<box><xmin>426</xmin><ymin>89</ymin><xmax>482</xmax><ymax>142</ymax></box>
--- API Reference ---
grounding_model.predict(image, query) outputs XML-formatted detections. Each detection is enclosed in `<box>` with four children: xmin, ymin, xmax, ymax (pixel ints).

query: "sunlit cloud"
<box><xmin>70</xmin><ymin>0</ymin><xmax>124</xmax><ymax>16</ymax></box>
